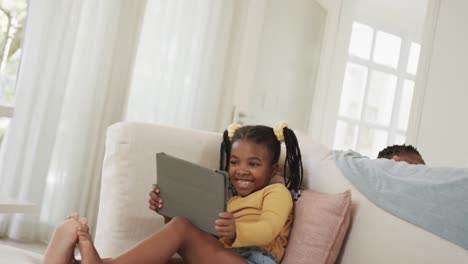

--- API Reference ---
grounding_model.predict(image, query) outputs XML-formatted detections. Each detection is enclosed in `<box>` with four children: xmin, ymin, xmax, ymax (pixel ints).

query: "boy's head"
<box><xmin>377</xmin><ymin>144</ymin><xmax>425</xmax><ymax>165</ymax></box>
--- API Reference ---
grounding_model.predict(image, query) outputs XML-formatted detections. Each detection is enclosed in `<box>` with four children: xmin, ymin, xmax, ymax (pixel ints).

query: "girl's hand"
<box><xmin>148</xmin><ymin>184</ymin><xmax>163</xmax><ymax>212</ymax></box>
<box><xmin>215</xmin><ymin>212</ymin><xmax>236</xmax><ymax>240</ymax></box>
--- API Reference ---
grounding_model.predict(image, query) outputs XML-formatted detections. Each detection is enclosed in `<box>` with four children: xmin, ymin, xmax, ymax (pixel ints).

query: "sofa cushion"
<box><xmin>282</xmin><ymin>190</ymin><xmax>351</xmax><ymax>264</ymax></box>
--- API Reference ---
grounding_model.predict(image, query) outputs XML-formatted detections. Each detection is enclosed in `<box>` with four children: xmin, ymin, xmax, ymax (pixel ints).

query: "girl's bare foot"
<box><xmin>78</xmin><ymin>217</ymin><xmax>89</xmax><ymax>234</ymax></box>
<box><xmin>77</xmin><ymin>224</ymin><xmax>103</xmax><ymax>264</ymax></box>
<box><xmin>43</xmin><ymin>213</ymin><xmax>80</xmax><ymax>264</ymax></box>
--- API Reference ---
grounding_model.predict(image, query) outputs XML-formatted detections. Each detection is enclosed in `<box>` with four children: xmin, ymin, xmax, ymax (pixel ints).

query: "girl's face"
<box><xmin>229</xmin><ymin>139</ymin><xmax>278</xmax><ymax>197</ymax></box>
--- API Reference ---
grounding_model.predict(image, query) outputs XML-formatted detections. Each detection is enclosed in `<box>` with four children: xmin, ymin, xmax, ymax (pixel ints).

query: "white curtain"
<box><xmin>0</xmin><ymin>0</ymin><xmax>146</xmax><ymax>242</ymax></box>
<box><xmin>125</xmin><ymin>0</ymin><xmax>234</xmax><ymax>132</ymax></box>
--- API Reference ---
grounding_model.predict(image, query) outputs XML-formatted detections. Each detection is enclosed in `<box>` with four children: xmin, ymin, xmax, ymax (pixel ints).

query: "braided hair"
<box><xmin>377</xmin><ymin>144</ymin><xmax>422</xmax><ymax>159</ymax></box>
<box><xmin>220</xmin><ymin>125</ymin><xmax>303</xmax><ymax>200</ymax></box>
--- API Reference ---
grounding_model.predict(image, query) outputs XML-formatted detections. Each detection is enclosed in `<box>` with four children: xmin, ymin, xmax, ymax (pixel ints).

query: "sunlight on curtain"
<box><xmin>125</xmin><ymin>0</ymin><xmax>234</xmax><ymax>132</ymax></box>
<box><xmin>0</xmin><ymin>0</ymin><xmax>146</xmax><ymax>242</ymax></box>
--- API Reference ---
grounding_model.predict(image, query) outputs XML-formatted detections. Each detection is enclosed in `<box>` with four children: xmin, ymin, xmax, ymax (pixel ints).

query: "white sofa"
<box><xmin>2</xmin><ymin>121</ymin><xmax>467</xmax><ymax>263</ymax></box>
<box><xmin>94</xmin><ymin>122</ymin><xmax>468</xmax><ymax>263</ymax></box>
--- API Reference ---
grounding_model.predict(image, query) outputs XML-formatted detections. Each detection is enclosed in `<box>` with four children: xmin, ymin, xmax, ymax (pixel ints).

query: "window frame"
<box><xmin>334</xmin><ymin>21</ymin><xmax>420</xmax><ymax>156</ymax></box>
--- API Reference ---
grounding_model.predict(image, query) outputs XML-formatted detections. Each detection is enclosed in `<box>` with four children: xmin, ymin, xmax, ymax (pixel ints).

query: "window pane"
<box><xmin>364</xmin><ymin>70</ymin><xmax>397</xmax><ymax>126</ymax></box>
<box><xmin>348</xmin><ymin>22</ymin><xmax>374</xmax><ymax>59</ymax></box>
<box><xmin>333</xmin><ymin>120</ymin><xmax>358</xmax><ymax>151</ymax></box>
<box><xmin>407</xmin><ymin>42</ymin><xmax>421</xmax><ymax>75</ymax></box>
<box><xmin>0</xmin><ymin>117</ymin><xmax>10</xmax><ymax>146</ymax></box>
<box><xmin>372</xmin><ymin>31</ymin><xmax>402</xmax><ymax>68</ymax></box>
<box><xmin>398</xmin><ymin>80</ymin><xmax>415</xmax><ymax>130</ymax></box>
<box><xmin>357</xmin><ymin>127</ymin><xmax>388</xmax><ymax>158</ymax></box>
<box><xmin>394</xmin><ymin>134</ymin><xmax>406</xmax><ymax>145</ymax></box>
<box><xmin>338</xmin><ymin>63</ymin><xmax>368</xmax><ymax>119</ymax></box>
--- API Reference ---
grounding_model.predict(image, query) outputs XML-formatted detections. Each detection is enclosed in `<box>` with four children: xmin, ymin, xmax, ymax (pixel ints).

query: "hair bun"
<box><xmin>227</xmin><ymin>123</ymin><xmax>241</xmax><ymax>141</ymax></box>
<box><xmin>273</xmin><ymin>121</ymin><xmax>288</xmax><ymax>143</ymax></box>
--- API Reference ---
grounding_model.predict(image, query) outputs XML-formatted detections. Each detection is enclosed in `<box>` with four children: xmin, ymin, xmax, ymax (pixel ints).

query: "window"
<box><xmin>333</xmin><ymin>21</ymin><xmax>421</xmax><ymax>157</ymax></box>
<box><xmin>0</xmin><ymin>0</ymin><xmax>27</xmax><ymax>146</ymax></box>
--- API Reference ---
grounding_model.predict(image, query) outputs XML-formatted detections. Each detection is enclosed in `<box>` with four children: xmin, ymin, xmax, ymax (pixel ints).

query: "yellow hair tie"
<box><xmin>227</xmin><ymin>123</ymin><xmax>241</xmax><ymax>141</ymax></box>
<box><xmin>273</xmin><ymin>121</ymin><xmax>288</xmax><ymax>143</ymax></box>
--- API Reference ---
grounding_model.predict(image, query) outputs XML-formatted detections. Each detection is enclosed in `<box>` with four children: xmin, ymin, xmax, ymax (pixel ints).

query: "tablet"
<box><xmin>156</xmin><ymin>152</ymin><xmax>230</xmax><ymax>236</ymax></box>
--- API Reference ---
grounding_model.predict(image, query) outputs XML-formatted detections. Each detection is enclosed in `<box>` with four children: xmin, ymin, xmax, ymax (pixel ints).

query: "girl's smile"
<box><xmin>229</xmin><ymin>139</ymin><xmax>278</xmax><ymax>197</ymax></box>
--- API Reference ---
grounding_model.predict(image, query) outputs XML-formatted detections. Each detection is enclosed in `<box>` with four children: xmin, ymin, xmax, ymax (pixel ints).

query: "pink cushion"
<box><xmin>282</xmin><ymin>190</ymin><xmax>352</xmax><ymax>264</ymax></box>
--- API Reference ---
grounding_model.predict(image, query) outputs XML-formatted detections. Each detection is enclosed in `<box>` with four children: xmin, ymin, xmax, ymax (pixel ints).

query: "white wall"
<box><xmin>410</xmin><ymin>0</ymin><xmax>468</xmax><ymax>167</ymax></box>
<box><xmin>217</xmin><ymin>0</ymin><xmax>325</xmax><ymax>132</ymax></box>
<box><xmin>246</xmin><ymin>0</ymin><xmax>325</xmax><ymax>132</ymax></box>
<box><xmin>308</xmin><ymin>0</ymin><xmax>355</xmax><ymax>145</ymax></box>
<box><xmin>355</xmin><ymin>0</ymin><xmax>427</xmax><ymax>39</ymax></box>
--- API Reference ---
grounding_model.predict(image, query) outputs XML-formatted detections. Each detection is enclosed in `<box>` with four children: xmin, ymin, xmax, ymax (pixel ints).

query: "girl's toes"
<box><xmin>65</xmin><ymin>212</ymin><xmax>79</xmax><ymax>221</ymax></box>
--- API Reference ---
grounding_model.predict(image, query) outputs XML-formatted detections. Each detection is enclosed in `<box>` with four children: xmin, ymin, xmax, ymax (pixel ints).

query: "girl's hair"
<box><xmin>219</xmin><ymin>125</ymin><xmax>303</xmax><ymax>199</ymax></box>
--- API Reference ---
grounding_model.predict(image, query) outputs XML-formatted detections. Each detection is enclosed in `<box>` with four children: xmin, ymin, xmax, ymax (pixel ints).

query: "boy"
<box><xmin>377</xmin><ymin>144</ymin><xmax>425</xmax><ymax>165</ymax></box>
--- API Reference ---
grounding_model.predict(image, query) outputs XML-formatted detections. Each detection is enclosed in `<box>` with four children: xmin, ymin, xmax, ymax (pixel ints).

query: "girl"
<box><xmin>43</xmin><ymin>122</ymin><xmax>303</xmax><ymax>264</ymax></box>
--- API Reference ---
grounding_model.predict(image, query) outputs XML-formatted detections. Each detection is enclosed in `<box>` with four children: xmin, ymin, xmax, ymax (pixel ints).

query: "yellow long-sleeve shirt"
<box><xmin>220</xmin><ymin>183</ymin><xmax>293</xmax><ymax>262</ymax></box>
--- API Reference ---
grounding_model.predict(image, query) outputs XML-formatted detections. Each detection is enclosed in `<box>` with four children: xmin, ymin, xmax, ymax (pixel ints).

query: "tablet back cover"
<box><xmin>156</xmin><ymin>152</ymin><xmax>229</xmax><ymax>235</ymax></box>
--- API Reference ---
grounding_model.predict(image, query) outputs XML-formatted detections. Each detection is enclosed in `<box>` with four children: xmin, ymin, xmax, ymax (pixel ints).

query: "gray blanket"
<box><xmin>333</xmin><ymin>150</ymin><xmax>468</xmax><ymax>249</ymax></box>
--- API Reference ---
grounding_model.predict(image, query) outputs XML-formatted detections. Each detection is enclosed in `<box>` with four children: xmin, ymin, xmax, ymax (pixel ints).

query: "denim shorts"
<box><xmin>231</xmin><ymin>247</ymin><xmax>277</xmax><ymax>264</ymax></box>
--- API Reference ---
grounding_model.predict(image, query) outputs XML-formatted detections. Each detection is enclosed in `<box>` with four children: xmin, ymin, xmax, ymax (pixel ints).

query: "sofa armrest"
<box><xmin>94</xmin><ymin>122</ymin><xmax>222</xmax><ymax>257</ymax></box>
